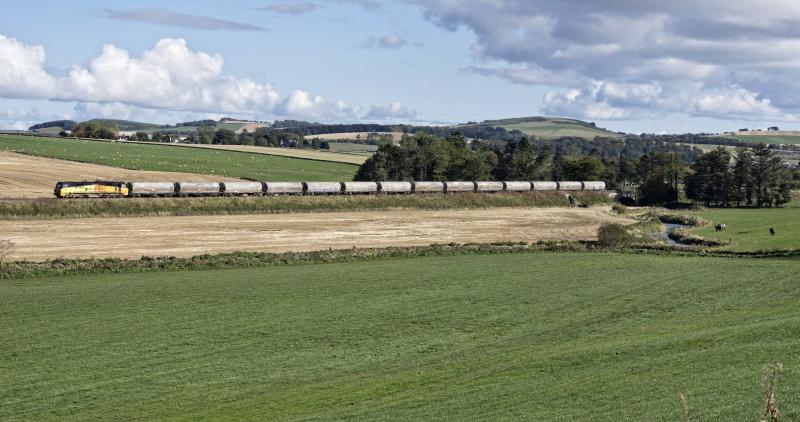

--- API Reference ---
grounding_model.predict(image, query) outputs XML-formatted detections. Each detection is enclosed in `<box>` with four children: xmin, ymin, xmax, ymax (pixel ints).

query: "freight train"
<box><xmin>53</xmin><ymin>180</ymin><xmax>606</xmax><ymax>198</ymax></box>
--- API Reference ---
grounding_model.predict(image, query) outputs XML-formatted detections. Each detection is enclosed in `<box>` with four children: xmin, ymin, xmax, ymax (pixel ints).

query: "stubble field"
<box><xmin>1</xmin><ymin>206</ymin><xmax>631</xmax><ymax>261</ymax></box>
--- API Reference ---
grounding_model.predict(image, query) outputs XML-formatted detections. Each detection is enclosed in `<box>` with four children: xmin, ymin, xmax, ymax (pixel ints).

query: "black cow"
<box><xmin>715</xmin><ymin>223</ymin><xmax>727</xmax><ymax>232</ymax></box>
<box><xmin>770</xmin><ymin>227</ymin><xmax>776</xmax><ymax>236</ymax></box>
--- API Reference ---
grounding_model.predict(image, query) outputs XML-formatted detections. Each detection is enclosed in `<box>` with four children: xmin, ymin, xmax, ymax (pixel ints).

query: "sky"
<box><xmin>2</xmin><ymin>0</ymin><xmax>800</xmax><ymax>133</ymax></box>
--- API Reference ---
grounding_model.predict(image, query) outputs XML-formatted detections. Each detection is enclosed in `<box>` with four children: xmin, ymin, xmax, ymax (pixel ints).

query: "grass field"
<box><xmin>688</xmin><ymin>201</ymin><xmax>800</xmax><ymax>251</ymax></box>
<box><xmin>214</xmin><ymin>122</ymin><xmax>247</xmax><ymax>132</ymax></box>
<box><xmin>479</xmin><ymin>117</ymin><xmax>621</xmax><ymax>139</ymax></box>
<box><xmin>326</xmin><ymin>142</ymin><xmax>379</xmax><ymax>154</ymax></box>
<box><xmin>1</xmin><ymin>252</ymin><xmax>798</xmax><ymax>420</ymax></box>
<box><xmin>720</xmin><ymin>135</ymin><xmax>800</xmax><ymax>145</ymax></box>
<box><xmin>0</xmin><ymin>134</ymin><xmax>358</xmax><ymax>181</ymax></box>
<box><xmin>178</xmin><ymin>143</ymin><xmax>370</xmax><ymax>164</ymax></box>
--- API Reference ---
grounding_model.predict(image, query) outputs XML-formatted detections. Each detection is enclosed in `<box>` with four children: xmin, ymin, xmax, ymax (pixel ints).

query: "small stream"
<box><xmin>657</xmin><ymin>223</ymin><xmax>690</xmax><ymax>248</ymax></box>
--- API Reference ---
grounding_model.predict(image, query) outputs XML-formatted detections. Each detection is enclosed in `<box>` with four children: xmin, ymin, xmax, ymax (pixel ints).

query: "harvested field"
<box><xmin>1</xmin><ymin>207</ymin><xmax>632</xmax><ymax>261</ymax></box>
<box><xmin>0</xmin><ymin>151</ymin><xmax>238</xmax><ymax>199</ymax></box>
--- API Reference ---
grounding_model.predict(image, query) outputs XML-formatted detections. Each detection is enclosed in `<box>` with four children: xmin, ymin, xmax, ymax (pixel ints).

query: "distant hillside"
<box><xmin>29</xmin><ymin>120</ymin><xmax>78</xmax><ymax>131</ymax></box>
<box><xmin>477</xmin><ymin>117</ymin><xmax>622</xmax><ymax>140</ymax></box>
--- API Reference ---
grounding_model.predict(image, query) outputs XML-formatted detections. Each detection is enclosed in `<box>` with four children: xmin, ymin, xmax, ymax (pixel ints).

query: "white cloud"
<box><xmin>58</xmin><ymin>38</ymin><xmax>279</xmax><ymax>115</ymax></box>
<box><xmin>365</xmin><ymin>102</ymin><xmax>418</xmax><ymax>120</ymax></box>
<box><xmin>543</xmin><ymin>89</ymin><xmax>628</xmax><ymax>120</ymax></box>
<box><xmin>361</xmin><ymin>33</ymin><xmax>410</xmax><ymax>49</ymax></box>
<box><xmin>414</xmin><ymin>0</ymin><xmax>800</xmax><ymax>121</ymax></box>
<box><xmin>692</xmin><ymin>89</ymin><xmax>798</xmax><ymax>121</ymax></box>
<box><xmin>0</xmin><ymin>35</ymin><xmax>57</xmax><ymax>98</ymax></box>
<box><xmin>276</xmin><ymin>90</ymin><xmax>362</xmax><ymax>120</ymax></box>
<box><xmin>0</xmin><ymin>34</ymin><xmax>420</xmax><ymax>123</ymax></box>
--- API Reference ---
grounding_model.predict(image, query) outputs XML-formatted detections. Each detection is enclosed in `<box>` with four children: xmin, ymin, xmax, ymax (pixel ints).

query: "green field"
<box><xmin>0</xmin><ymin>134</ymin><xmax>358</xmax><ymax>181</ymax></box>
<box><xmin>326</xmin><ymin>142</ymin><xmax>379</xmax><ymax>154</ymax></box>
<box><xmin>724</xmin><ymin>135</ymin><xmax>800</xmax><ymax>145</ymax></box>
<box><xmin>480</xmin><ymin>117</ymin><xmax>621</xmax><ymax>139</ymax></box>
<box><xmin>688</xmin><ymin>201</ymin><xmax>800</xmax><ymax>251</ymax></box>
<box><xmin>1</xmin><ymin>252</ymin><xmax>798</xmax><ymax>420</ymax></box>
<box><xmin>216</xmin><ymin>122</ymin><xmax>247</xmax><ymax>132</ymax></box>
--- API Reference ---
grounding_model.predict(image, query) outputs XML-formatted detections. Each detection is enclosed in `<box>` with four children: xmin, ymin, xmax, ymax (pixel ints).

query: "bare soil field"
<box><xmin>0</xmin><ymin>151</ymin><xmax>238</xmax><ymax>199</ymax></box>
<box><xmin>1</xmin><ymin>207</ymin><xmax>632</xmax><ymax>261</ymax></box>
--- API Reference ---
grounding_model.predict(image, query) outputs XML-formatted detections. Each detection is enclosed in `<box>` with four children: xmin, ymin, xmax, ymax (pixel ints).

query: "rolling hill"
<box><xmin>476</xmin><ymin>116</ymin><xmax>623</xmax><ymax>139</ymax></box>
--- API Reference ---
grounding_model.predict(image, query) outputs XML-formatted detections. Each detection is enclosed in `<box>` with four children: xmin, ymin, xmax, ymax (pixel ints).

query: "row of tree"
<box><xmin>69</xmin><ymin>122</ymin><xmax>119</xmax><ymax>139</ymax></box>
<box><xmin>685</xmin><ymin>145</ymin><xmax>792</xmax><ymax>207</ymax></box>
<box><xmin>354</xmin><ymin>134</ymin><xmax>796</xmax><ymax>208</ymax></box>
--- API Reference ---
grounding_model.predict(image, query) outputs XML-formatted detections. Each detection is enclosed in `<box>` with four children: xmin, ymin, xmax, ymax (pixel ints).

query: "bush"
<box><xmin>597</xmin><ymin>223</ymin><xmax>636</xmax><ymax>248</ymax></box>
<box><xmin>612</xmin><ymin>204</ymin><xmax>627</xmax><ymax>215</ymax></box>
<box><xmin>0</xmin><ymin>239</ymin><xmax>15</xmax><ymax>266</ymax></box>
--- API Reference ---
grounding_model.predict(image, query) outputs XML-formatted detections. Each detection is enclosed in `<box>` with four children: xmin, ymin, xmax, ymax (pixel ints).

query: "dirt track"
<box><xmin>0</xmin><ymin>151</ymin><xmax>238</xmax><ymax>198</ymax></box>
<box><xmin>1</xmin><ymin>207</ymin><xmax>632</xmax><ymax>261</ymax></box>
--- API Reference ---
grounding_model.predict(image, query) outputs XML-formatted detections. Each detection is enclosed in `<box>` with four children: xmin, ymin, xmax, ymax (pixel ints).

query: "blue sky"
<box><xmin>2</xmin><ymin>0</ymin><xmax>800</xmax><ymax>133</ymax></box>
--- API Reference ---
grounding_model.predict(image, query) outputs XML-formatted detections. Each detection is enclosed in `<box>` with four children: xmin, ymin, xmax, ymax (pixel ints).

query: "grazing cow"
<box><xmin>715</xmin><ymin>223</ymin><xmax>727</xmax><ymax>232</ymax></box>
<box><xmin>770</xmin><ymin>227</ymin><xmax>776</xmax><ymax>236</ymax></box>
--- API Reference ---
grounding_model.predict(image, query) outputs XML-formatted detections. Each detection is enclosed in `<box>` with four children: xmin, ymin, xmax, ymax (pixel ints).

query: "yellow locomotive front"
<box><xmin>54</xmin><ymin>181</ymin><xmax>130</xmax><ymax>198</ymax></box>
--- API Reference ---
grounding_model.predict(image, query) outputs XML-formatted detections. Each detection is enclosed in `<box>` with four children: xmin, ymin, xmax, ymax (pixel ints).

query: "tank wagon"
<box><xmin>413</xmin><ymin>181</ymin><xmax>445</xmax><ymax>193</ymax></box>
<box><xmin>53</xmin><ymin>180</ymin><xmax>607</xmax><ymax>198</ymax></box>
<box><xmin>342</xmin><ymin>182</ymin><xmax>378</xmax><ymax>194</ymax></box>
<box><xmin>556</xmin><ymin>181</ymin><xmax>583</xmax><ymax>191</ymax></box>
<box><xmin>503</xmin><ymin>181</ymin><xmax>532</xmax><ymax>192</ymax></box>
<box><xmin>303</xmin><ymin>182</ymin><xmax>342</xmax><ymax>195</ymax></box>
<box><xmin>378</xmin><ymin>181</ymin><xmax>413</xmax><ymax>194</ymax></box>
<box><xmin>532</xmin><ymin>181</ymin><xmax>558</xmax><ymax>191</ymax></box>
<box><xmin>444</xmin><ymin>181</ymin><xmax>476</xmax><ymax>193</ymax></box>
<box><xmin>475</xmin><ymin>181</ymin><xmax>504</xmax><ymax>192</ymax></box>
<box><xmin>177</xmin><ymin>182</ymin><xmax>222</xmax><ymax>196</ymax></box>
<box><xmin>581</xmin><ymin>181</ymin><xmax>606</xmax><ymax>191</ymax></box>
<box><xmin>221</xmin><ymin>181</ymin><xmax>263</xmax><ymax>196</ymax></box>
<box><xmin>128</xmin><ymin>182</ymin><xmax>176</xmax><ymax>197</ymax></box>
<box><xmin>265</xmin><ymin>182</ymin><xmax>304</xmax><ymax>195</ymax></box>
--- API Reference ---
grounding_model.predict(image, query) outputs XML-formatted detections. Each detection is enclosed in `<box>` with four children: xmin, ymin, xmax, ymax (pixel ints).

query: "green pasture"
<box><xmin>1</xmin><ymin>253</ymin><xmax>798</xmax><ymax>420</ymax></box>
<box><xmin>689</xmin><ymin>201</ymin><xmax>800</xmax><ymax>251</ymax></box>
<box><xmin>721</xmin><ymin>135</ymin><xmax>800</xmax><ymax>145</ymax></box>
<box><xmin>0</xmin><ymin>134</ymin><xmax>358</xmax><ymax>181</ymax></box>
<box><xmin>483</xmin><ymin>117</ymin><xmax>621</xmax><ymax>139</ymax></box>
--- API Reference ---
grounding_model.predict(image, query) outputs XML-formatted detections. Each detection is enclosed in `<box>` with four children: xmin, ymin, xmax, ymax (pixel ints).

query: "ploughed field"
<box><xmin>0</xmin><ymin>151</ymin><xmax>239</xmax><ymax>198</ymax></box>
<box><xmin>0</xmin><ymin>134</ymin><xmax>358</xmax><ymax>183</ymax></box>
<box><xmin>1</xmin><ymin>207</ymin><xmax>630</xmax><ymax>261</ymax></box>
<box><xmin>1</xmin><ymin>253</ymin><xmax>798</xmax><ymax>420</ymax></box>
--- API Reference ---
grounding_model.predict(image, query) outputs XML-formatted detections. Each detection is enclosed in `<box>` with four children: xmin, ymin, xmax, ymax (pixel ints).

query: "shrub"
<box><xmin>612</xmin><ymin>204</ymin><xmax>627</xmax><ymax>214</ymax></box>
<box><xmin>0</xmin><ymin>239</ymin><xmax>15</xmax><ymax>266</ymax></box>
<box><xmin>597</xmin><ymin>223</ymin><xmax>636</xmax><ymax>248</ymax></box>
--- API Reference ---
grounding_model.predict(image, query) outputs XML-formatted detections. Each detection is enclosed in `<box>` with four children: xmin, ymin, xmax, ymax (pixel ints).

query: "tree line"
<box><xmin>685</xmin><ymin>145</ymin><xmax>792</xmax><ymax>207</ymax></box>
<box><xmin>355</xmin><ymin>133</ymin><xmax>796</xmax><ymax>208</ymax></box>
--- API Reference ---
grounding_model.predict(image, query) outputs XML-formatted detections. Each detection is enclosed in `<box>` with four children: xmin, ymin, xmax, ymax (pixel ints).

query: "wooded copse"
<box><xmin>355</xmin><ymin>134</ymin><xmax>797</xmax><ymax>208</ymax></box>
<box><xmin>685</xmin><ymin>144</ymin><xmax>793</xmax><ymax>207</ymax></box>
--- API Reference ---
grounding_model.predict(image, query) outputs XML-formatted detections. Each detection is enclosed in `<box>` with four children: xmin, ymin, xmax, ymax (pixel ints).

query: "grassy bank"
<box><xmin>2</xmin><ymin>241</ymin><xmax>799</xmax><ymax>281</ymax></box>
<box><xmin>1</xmin><ymin>252</ymin><xmax>798</xmax><ymax>420</ymax></box>
<box><xmin>0</xmin><ymin>191</ymin><xmax>612</xmax><ymax>220</ymax></box>
<box><xmin>0</xmin><ymin>134</ymin><xmax>358</xmax><ymax>181</ymax></box>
